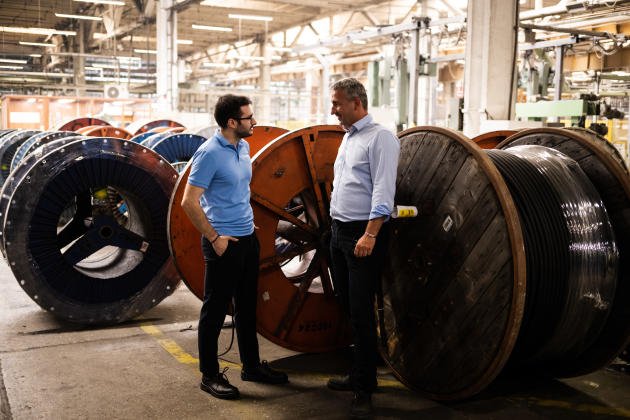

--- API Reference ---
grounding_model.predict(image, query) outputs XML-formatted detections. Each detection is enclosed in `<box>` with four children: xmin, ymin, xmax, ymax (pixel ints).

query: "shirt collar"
<box><xmin>214</xmin><ymin>128</ymin><xmax>242</xmax><ymax>149</ymax></box>
<box><xmin>348</xmin><ymin>114</ymin><xmax>372</xmax><ymax>135</ymax></box>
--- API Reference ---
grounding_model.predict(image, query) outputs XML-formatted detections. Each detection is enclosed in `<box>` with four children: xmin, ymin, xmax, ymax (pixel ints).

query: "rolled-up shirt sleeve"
<box><xmin>368</xmin><ymin>130</ymin><xmax>400</xmax><ymax>219</ymax></box>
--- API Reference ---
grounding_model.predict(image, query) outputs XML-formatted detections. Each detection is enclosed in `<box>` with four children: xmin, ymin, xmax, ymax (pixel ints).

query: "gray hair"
<box><xmin>331</xmin><ymin>77</ymin><xmax>368</xmax><ymax>110</ymax></box>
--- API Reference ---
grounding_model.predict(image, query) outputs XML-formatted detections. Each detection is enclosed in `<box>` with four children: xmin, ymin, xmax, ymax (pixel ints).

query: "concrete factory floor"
<box><xmin>0</xmin><ymin>259</ymin><xmax>629</xmax><ymax>420</ymax></box>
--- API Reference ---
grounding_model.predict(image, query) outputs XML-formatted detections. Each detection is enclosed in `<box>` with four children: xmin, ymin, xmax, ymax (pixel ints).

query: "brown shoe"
<box><xmin>200</xmin><ymin>368</ymin><xmax>240</xmax><ymax>400</ymax></box>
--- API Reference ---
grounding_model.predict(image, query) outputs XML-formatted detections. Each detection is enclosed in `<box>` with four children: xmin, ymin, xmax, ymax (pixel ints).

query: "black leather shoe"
<box><xmin>200</xmin><ymin>369</ymin><xmax>240</xmax><ymax>400</ymax></box>
<box><xmin>350</xmin><ymin>392</ymin><xmax>373</xmax><ymax>419</ymax></box>
<box><xmin>241</xmin><ymin>360</ymin><xmax>289</xmax><ymax>384</ymax></box>
<box><xmin>327</xmin><ymin>374</ymin><xmax>353</xmax><ymax>391</ymax></box>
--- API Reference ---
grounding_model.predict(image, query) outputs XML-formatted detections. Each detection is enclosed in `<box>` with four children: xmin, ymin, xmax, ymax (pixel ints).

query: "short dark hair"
<box><xmin>214</xmin><ymin>94</ymin><xmax>252</xmax><ymax>128</ymax></box>
<box><xmin>331</xmin><ymin>77</ymin><xmax>368</xmax><ymax>110</ymax></box>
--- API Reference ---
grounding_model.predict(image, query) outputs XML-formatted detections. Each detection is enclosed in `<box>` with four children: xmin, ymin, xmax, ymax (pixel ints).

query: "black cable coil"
<box><xmin>487</xmin><ymin>145</ymin><xmax>618</xmax><ymax>368</ymax></box>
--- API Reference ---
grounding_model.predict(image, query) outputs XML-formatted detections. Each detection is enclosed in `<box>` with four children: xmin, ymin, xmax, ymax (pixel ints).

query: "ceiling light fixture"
<box><xmin>192</xmin><ymin>24</ymin><xmax>232</xmax><ymax>32</ymax></box>
<box><xmin>19</xmin><ymin>41</ymin><xmax>56</xmax><ymax>47</ymax></box>
<box><xmin>177</xmin><ymin>39</ymin><xmax>193</xmax><ymax>45</ymax></box>
<box><xmin>1</xmin><ymin>26</ymin><xmax>76</xmax><ymax>36</ymax></box>
<box><xmin>0</xmin><ymin>65</ymin><xmax>24</xmax><ymax>70</ymax></box>
<box><xmin>55</xmin><ymin>13</ymin><xmax>103</xmax><ymax>21</ymax></box>
<box><xmin>30</xmin><ymin>54</ymin><xmax>42</xmax><ymax>58</ymax></box>
<box><xmin>73</xmin><ymin>0</ymin><xmax>125</xmax><ymax>5</ymax></box>
<box><xmin>0</xmin><ymin>58</ymin><xmax>28</xmax><ymax>64</ymax></box>
<box><xmin>228</xmin><ymin>14</ymin><xmax>273</xmax><ymax>22</ymax></box>
<box><xmin>134</xmin><ymin>49</ymin><xmax>157</xmax><ymax>54</ymax></box>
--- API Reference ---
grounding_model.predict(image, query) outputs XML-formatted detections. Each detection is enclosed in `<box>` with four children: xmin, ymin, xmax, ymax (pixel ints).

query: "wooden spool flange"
<box><xmin>54</xmin><ymin>117</ymin><xmax>110</xmax><ymax>132</ymax></box>
<box><xmin>379</xmin><ymin>126</ymin><xmax>526</xmax><ymax>400</ymax></box>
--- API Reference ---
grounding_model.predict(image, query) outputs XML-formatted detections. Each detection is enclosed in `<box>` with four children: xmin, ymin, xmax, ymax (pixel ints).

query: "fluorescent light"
<box><xmin>0</xmin><ymin>58</ymin><xmax>27</xmax><ymax>64</ymax></box>
<box><xmin>177</xmin><ymin>39</ymin><xmax>193</xmax><ymax>45</ymax></box>
<box><xmin>0</xmin><ymin>65</ymin><xmax>23</xmax><ymax>70</ymax></box>
<box><xmin>73</xmin><ymin>0</ymin><xmax>125</xmax><ymax>5</ymax></box>
<box><xmin>1</xmin><ymin>26</ymin><xmax>76</xmax><ymax>36</ymax></box>
<box><xmin>199</xmin><ymin>80</ymin><xmax>211</xmax><ymax>84</ymax></box>
<box><xmin>352</xmin><ymin>39</ymin><xmax>367</xmax><ymax>45</ymax></box>
<box><xmin>19</xmin><ymin>41</ymin><xmax>56</xmax><ymax>47</ymax></box>
<box><xmin>30</xmin><ymin>54</ymin><xmax>42</xmax><ymax>58</ymax></box>
<box><xmin>55</xmin><ymin>13</ymin><xmax>102</xmax><ymax>21</ymax></box>
<box><xmin>228</xmin><ymin>14</ymin><xmax>273</xmax><ymax>22</ymax></box>
<box><xmin>134</xmin><ymin>49</ymin><xmax>157</xmax><ymax>54</ymax></box>
<box><xmin>192</xmin><ymin>24</ymin><xmax>232</xmax><ymax>32</ymax></box>
<box><xmin>57</xmin><ymin>98</ymin><xmax>76</xmax><ymax>104</ymax></box>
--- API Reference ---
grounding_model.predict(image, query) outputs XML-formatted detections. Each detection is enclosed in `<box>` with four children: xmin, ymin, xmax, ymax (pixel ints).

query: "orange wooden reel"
<box><xmin>81</xmin><ymin>126</ymin><xmax>133</xmax><ymax>140</ymax></box>
<box><xmin>54</xmin><ymin>117</ymin><xmax>110</xmax><ymax>132</ymax></box>
<box><xmin>127</xmin><ymin>119</ymin><xmax>185</xmax><ymax>136</ymax></box>
<box><xmin>471</xmin><ymin>130</ymin><xmax>517</xmax><ymax>149</ymax></box>
<box><xmin>250</xmin><ymin>125</ymin><xmax>351</xmax><ymax>352</ymax></box>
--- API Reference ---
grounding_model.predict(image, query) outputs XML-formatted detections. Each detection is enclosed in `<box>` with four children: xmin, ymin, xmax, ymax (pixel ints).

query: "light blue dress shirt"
<box><xmin>188</xmin><ymin>129</ymin><xmax>255</xmax><ymax>236</ymax></box>
<box><xmin>330</xmin><ymin>114</ymin><xmax>400</xmax><ymax>222</ymax></box>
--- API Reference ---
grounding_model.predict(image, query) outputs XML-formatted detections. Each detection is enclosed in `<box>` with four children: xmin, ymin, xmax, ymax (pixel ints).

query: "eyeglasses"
<box><xmin>233</xmin><ymin>114</ymin><xmax>254</xmax><ymax>121</ymax></box>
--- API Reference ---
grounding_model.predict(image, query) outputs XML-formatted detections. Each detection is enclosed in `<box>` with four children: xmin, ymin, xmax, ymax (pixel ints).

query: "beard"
<box><xmin>235</xmin><ymin>125</ymin><xmax>253</xmax><ymax>138</ymax></box>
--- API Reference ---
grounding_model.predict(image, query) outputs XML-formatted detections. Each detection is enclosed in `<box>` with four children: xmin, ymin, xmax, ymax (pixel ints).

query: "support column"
<box><xmin>259</xmin><ymin>39</ymin><xmax>272</xmax><ymax>124</ymax></box>
<box><xmin>407</xmin><ymin>25</ymin><xmax>419</xmax><ymax>127</ymax></box>
<box><xmin>157</xmin><ymin>0</ymin><xmax>178</xmax><ymax>113</ymax></box>
<box><xmin>73</xmin><ymin>21</ymin><xmax>86</xmax><ymax>97</ymax></box>
<box><xmin>314</xmin><ymin>53</ymin><xmax>330</xmax><ymax>124</ymax></box>
<box><xmin>463</xmin><ymin>0</ymin><xmax>518</xmax><ymax>136</ymax></box>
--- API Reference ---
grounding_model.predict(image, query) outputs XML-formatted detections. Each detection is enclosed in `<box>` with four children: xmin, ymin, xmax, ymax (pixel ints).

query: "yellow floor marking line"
<box><xmin>140</xmin><ymin>324</ymin><xmax>241</xmax><ymax>370</ymax></box>
<box><xmin>511</xmin><ymin>397</ymin><xmax>630</xmax><ymax>418</ymax></box>
<box><xmin>140</xmin><ymin>324</ymin><xmax>406</xmax><ymax>390</ymax></box>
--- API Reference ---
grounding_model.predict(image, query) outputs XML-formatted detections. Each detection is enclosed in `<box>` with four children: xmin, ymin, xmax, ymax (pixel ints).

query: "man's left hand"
<box><xmin>354</xmin><ymin>234</ymin><xmax>376</xmax><ymax>258</ymax></box>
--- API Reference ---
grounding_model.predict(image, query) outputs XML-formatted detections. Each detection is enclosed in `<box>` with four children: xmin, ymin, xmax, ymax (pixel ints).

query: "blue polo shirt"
<box><xmin>188</xmin><ymin>129</ymin><xmax>254</xmax><ymax>236</ymax></box>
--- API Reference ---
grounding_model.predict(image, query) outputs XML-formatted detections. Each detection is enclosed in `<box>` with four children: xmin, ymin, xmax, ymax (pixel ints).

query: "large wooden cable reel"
<box><xmin>380</xmin><ymin>126</ymin><xmax>527</xmax><ymax>400</ymax></box>
<box><xmin>169</xmin><ymin>125</ymin><xmax>351</xmax><ymax>352</ymax></box>
<box><xmin>498</xmin><ymin>127</ymin><xmax>630</xmax><ymax>376</ymax></box>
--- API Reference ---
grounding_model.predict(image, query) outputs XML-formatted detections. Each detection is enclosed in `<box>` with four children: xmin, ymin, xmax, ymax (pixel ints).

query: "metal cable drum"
<box><xmin>129</xmin><ymin>131</ymin><xmax>155</xmax><ymax>144</ymax></box>
<box><xmin>168</xmin><ymin>126</ymin><xmax>287</xmax><ymax>301</ymax></box>
<box><xmin>248</xmin><ymin>125</ymin><xmax>351</xmax><ymax>352</ymax></box>
<box><xmin>498</xmin><ymin>128</ymin><xmax>630</xmax><ymax>376</ymax></box>
<box><xmin>54</xmin><ymin>117</ymin><xmax>110</xmax><ymax>131</ymax></box>
<box><xmin>150</xmin><ymin>134</ymin><xmax>206</xmax><ymax>169</ymax></box>
<box><xmin>193</xmin><ymin>125</ymin><xmax>218</xmax><ymax>139</ymax></box>
<box><xmin>0</xmin><ymin>136</ymin><xmax>86</xmax><ymax>257</ymax></box>
<box><xmin>147</xmin><ymin>126</ymin><xmax>185</xmax><ymax>135</ymax></box>
<box><xmin>471</xmin><ymin>130</ymin><xmax>518</xmax><ymax>149</ymax></box>
<box><xmin>140</xmin><ymin>131</ymin><xmax>172</xmax><ymax>149</ymax></box>
<box><xmin>0</xmin><ymin>130</ymin><xmax>40</xmax><ymax>185</ymax></box>
<box><xmin>486</xmin><ymin>146</ymin><xmax>618</xmax><ymax>370</ymax></box>
<box><xmin>3</xmin><ymin>137</ymin><xmax>180</xmax><ymax>324</ymax></box>
<box><xmin>0</xmin><ymin>129</ymin><xmax>17</xmax><ymax>139</ymax></box>
<box><xmin>126</xmin><ymin>119</ymin><xmax>185</xmax><ymax>136</ymax></box>
<box><xmin>10</xmin><ymin>131</ymin><xmax>77</xmax><ymax>173</ymax></box>
<box><xmin>379</xmin><ymin>126</ymin><xmax>527</xmax><ymax>401</ymax></box>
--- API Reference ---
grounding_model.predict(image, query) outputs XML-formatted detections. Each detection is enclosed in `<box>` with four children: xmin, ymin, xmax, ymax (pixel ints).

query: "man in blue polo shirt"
<box><xmin>182</xmin><ymin>94</ymin><xmax>288</xmax><ymax>400</ymax></box>
<box><xmin>326</xmin><ymin>78</ymin><xmax>400</xmax><ymax>418</ymax></box>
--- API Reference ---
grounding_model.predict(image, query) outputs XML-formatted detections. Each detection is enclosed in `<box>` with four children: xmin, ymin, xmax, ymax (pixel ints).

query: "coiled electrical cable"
<box><xmin>487</xmin><ymin>145</ymin><xmax>618</xmax><ymax>367</ymax></box>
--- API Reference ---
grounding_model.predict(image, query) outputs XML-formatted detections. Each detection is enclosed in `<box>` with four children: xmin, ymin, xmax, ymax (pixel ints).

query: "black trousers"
<box><xmin>198</xmin><ymin>233</ymin><xmax>260</xmax><ymax>376</ymax></box>
<box><xmin>329</xmin><ymin>219</ymin><xmax>389</xmax><ymax>394</ymax></box>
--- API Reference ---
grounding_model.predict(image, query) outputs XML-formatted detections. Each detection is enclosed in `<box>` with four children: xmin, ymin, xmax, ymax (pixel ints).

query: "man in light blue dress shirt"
<box><xmin>326</xmin><ymin>78</ymin><xmax>400</xmax><ymax>418</ymax></box>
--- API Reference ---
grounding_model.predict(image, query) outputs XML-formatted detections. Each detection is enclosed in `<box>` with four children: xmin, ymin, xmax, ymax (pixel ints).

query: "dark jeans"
<box><xmin>329</xmin><ymin>219</ymin><xmax>389</xmax><ymax>394</ymax></box>
<box><xmin>198</xmin><ymin>233</ymin><xmax>261</xmax><ymax>376</ymax></box>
